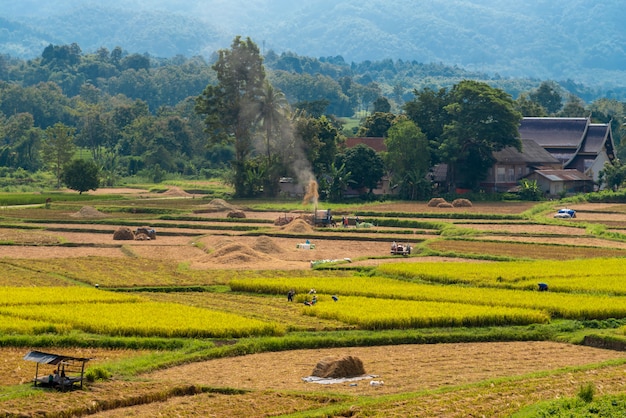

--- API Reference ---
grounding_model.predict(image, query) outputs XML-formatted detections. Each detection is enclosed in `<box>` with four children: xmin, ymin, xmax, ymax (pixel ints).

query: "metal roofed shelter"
<box><xmin>24</xmin><ymin>350</ymin><xmax>90</xmax><ymax>390</ymax></box>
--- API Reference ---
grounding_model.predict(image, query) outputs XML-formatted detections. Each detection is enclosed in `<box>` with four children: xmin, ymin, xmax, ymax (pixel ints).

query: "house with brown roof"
<box><xmin>482</xmin><ymin>139</ymin><xmax>561</xmax><ymax>192</ymax></box>
<box><xmin>481</xmin><ymin>117</ymin><xmax>615</xmax><ymax>196</ymax></box>
<box><xmin>518</xmin><ymin>117</ymin><xmax>616</xmax><ymax>183</ymax></box>
<box><xmin>344</xmin><ymin>137</ymin><xmax>386</xmax><ymax>153</ymax></box>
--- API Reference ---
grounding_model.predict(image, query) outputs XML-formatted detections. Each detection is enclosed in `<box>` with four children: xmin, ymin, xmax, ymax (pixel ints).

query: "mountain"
<box><xmin>2</xmin><ymin>0</ymin><xmax>626</xmax><ymax>89</ymax></box>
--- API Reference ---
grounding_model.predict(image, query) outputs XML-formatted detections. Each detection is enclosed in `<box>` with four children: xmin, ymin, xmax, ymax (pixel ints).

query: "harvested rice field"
<box><xmin>4</xmin><ymin>193</ymin><xmax>626</xmax><ymax>417</ymax></box>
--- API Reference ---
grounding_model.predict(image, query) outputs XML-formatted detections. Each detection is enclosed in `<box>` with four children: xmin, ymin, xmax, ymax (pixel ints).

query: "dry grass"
<box><xmin>427</xmin><ymin>239</ymin><xmax>626</xmax><ymax>259</ymax></box>
<box><xmin>3</xmin><ymin>347</ymin><xmax>154</xmax><ymax>387</ymax></box>
<box><xmin>145</xmin><ymin>341</ymin><xmax>623</xmax><ymax>396</ymax></box>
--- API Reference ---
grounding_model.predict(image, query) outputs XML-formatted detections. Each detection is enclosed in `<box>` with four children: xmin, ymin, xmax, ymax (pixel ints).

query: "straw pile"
<box><xmin>281</xmin><ymin>218</ymin><xmax>314</xmax><ymax>233</ymax></box>
<box><xmin>193</xmin><ymin>198</ymin><xmax>237</xmax><ymax>213</ymax></box>
<box><xmin>452</xmin><ymin>198</ymin><xmax>473</xmax><ymax>207</ymax></box>
<box><xmin>113</xmin><ymin>227</ymin><xmax>134</xmax><ymax>240</ymax></box>
<box><xmin>70</xmin><ymin>206</ymin><xmax>108</xmax><ymax>218</ymax></box>
<box><xmin>427</xmin><ymin>198</ymin><xmax>447</xmax><ymax>207</ymax></box>
<box><xmin>311</xmin><ymin>356</ymin><xmax>366</xmax><ymax>378</ymax></box>
<box><xmin>252</xmin><ymin>236</ymin><xmax>284</xmax><ymax>254</ymax></box>
<box><xmin>162</xmin><ymin>187</ymin><xmax>193</xmax><ymax>197</ymax></box>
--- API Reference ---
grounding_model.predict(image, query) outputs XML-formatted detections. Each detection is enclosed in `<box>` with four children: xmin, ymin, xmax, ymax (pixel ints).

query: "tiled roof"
<box><xmin>345</xmin><ymin>137</ymin><xmax>386</xmax><ymax>152</ymax></box>
<box><xmin>580</xmin><ymin>124</ymin><xmax>609</xmax><ymax>154</ymax></box>
<box><xmin>493</xmin><ymin>139</ymin><xmax>560</xmax><ymax>165</ymax></box>
<box><xmin>519</xmin><ymin>117</ymin><xmax>588</xmax><ymax>148</ymax></box>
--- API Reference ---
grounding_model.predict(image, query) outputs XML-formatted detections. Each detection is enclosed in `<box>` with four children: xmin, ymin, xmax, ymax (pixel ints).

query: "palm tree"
<box><xmin>257</xmin><ymin>81</ymin><xmax>289</xmax><ymax>161</ymax></box>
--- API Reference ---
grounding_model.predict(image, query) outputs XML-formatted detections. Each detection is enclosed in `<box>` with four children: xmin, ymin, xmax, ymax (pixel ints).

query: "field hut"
<box><xmin>24</xmin><ymin>350</ymin><xmax>90</xmax><ymax>391</ymax></box>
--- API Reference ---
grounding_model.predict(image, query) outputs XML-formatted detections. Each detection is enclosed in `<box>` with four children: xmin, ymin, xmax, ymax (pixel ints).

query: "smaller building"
<box><xmin>482</xmin><ymin>139</ymin><xmax>561</xmax><ymax>193</ymax></box>
<box><xmin>278</xmin><ymin>177</ymin><xmax>305</xmax><ymax>197</ymax></box>
<box><xmin>525</xmin><ymin>169</ymin><xmax>594</xmax><ymax>196</ymax></box>
<box><xmin>519</xmin><ymin>117</ymin><xmax>616</xmax><ymax>183</ymax></box>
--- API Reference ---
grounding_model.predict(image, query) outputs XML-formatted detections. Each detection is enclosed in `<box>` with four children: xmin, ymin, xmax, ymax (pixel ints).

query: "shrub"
<box><xmin>578</xmin><ymin>382</ymin><xmax>595</xmax><ymax>403</ymax></box>
<box><xmin>85</xmin><ymin>367</ymin><xmax>111</xmax><ymax>382</ymax></box>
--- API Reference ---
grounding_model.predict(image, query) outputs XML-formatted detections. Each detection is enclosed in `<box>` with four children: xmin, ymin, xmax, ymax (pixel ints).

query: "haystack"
<box><xmin>428</xmin><ymin>198</ymin><xmax>447</xmax><ymax>207</ymax></box>
<box><xmin>113</xmin><ymin>226</ymin><xmax>134</xmax><ymax>240</ymax></box>
<box><xmin>206</xmin><ymin>242</ymin><xmax>275</xmax><ymax>264</ymax></box>
<box><xmin>452</xmin><ymin>198</ymin><xmax>472</xmax><ymax>207</ymax></box>
<box><xmin>71</xmin><ymin>206</ymin><xmax>108</xmax><ymax>218</ymax></box>
<box><xmin>437</xmin><ymin>202</ymin><xmax>454</xmax><ymax>208</ymax></box>
<box><xmin>311</xmin><ymin>356</ymin><xmax>366</xmax><ymax>378</ymax></box>
<box><xmin>274</xmin><ymin>214</ymin><xmax>294</xmax><ymax>226</ymax></box>
<box><xmin>282</xmin><ymin>218</ymin><xmax>314</xmax><ymax>233</ymax></box>
<box><xmin>227</xmin><ymin>210</ymin><xmax>246</xmax><ymax>218</ymax></box>
<box><xmin>193</xmin><ymin>198</ymin><xmax>237</xmax><ymax>213</ymax></box>
<box><xmin>253</xmin><ymin>236</ymin><xmax>284</xmax><ymax>254</ymax></box>
<box><xmin>161</xmin><ymin>187</ymin><xmax>193</xmax><ymax>198</ymax></box>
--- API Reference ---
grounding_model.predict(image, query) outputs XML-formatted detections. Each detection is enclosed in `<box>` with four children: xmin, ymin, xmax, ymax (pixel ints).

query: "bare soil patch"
<box><xmin>455</xmin><ymin>223</ymin><xmax>587</xmax><ymax>235</ymax></box>
<box><xmin>83</xmin><ymin>187</ymin><xmax>151</xmax><ymax>195</ymax></box>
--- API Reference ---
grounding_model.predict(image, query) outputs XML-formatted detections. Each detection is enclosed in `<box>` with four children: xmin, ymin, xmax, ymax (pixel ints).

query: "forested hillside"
<box><xmin>2</xmin><ymin>0</ymin><xmax>625</xmax><ymax>90</ymax></box>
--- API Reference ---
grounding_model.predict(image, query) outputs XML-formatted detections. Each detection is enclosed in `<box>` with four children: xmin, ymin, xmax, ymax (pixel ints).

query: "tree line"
<box><xmin>0</xmin><ymin>38</ymin><xmax>625</xmax><ymax>197</ymax></box>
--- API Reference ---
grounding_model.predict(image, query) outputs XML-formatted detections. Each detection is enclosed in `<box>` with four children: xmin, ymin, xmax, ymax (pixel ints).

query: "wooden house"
<box><xmin>482</xmin><ymin>139</ymin><xmax>561</xmax><ymax>192</ymax></box>
<box><xmin>518</xmin><ymin>117</ymin><xmax>616</xmax><ymax>183</ymax></box>
<box><xmin>482</xmin><ymin>117</ymin><xmax>616</xmax><ymax>196</ymax></box>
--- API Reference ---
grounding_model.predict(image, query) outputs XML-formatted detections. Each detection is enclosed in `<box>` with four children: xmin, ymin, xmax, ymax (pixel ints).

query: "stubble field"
<box><xmin>3</xmin><ymin>190</ymin><xmax>626</xmax><ymax>417</ymax></box>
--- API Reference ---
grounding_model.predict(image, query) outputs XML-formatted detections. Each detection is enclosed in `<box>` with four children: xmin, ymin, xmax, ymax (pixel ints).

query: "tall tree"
<box><xmin>42</xmin><ymin>123</ymin><xmax>76</xmax><ymax>188</ymax></box>
<box><xmin>558</xmin><ymin>94</ymin><xmax>587</xmax><ymax>117</ymax></box>
<box><xmin>514</xmin><ymin>93</ymin><xmax>548</xmax><ymax>117</ymax></box>
<box><xmin>62</xmin><ymin>159</ymin><xmax>100</xmax><ymax>194</ymax></box>
<box><xmin>403</xmin><ymin>87</ymin><xmax>450</xmax><ymax>162</ymax></box>
<box><xmin>372</xmin><ymin>96</ymin><xmax>391</xmax><ymax>113</ymax></box>
<box><xmin>385</xmin><ymin>120</ymin><xmax>431</xmax><ymax>200</ymax></box>
<box><xmin>2</xmin><ymin>113</ymin><xmax>43</xmax><ymax>171</ymax></box>
<box><xmin>338</xmin><ymin>143</ymin><xmax>384</xmax><ymax>195</ymax></box>
<box><xmin>529</xmin><ymin>81</ymin><xmax>563</xmax><ymax>115</ymax></box>
<box><xmin>356</xmin><ymin>112</ymin><xmax>397</xmax><ymax>137</ymax></box>
<box><xmin>439</xmin><ymin>80</ymin><xmax>522</xmax><ymax>191</ymax></box>
<box><xmin>257</xmin><ymin>81</ymin><xmax>289</xmax><ymax>161</ymax></box>
<box><xmin>195</xmin><ymin>36</ymin><xmax>265</xmax><ymax>197</ymax></box>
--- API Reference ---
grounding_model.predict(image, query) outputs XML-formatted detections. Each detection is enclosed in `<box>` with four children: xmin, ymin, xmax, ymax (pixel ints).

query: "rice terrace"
<box><xmin>4</xmin><ymin>186</ymin><xmax>626</xmax><ymax>417</ymax></box>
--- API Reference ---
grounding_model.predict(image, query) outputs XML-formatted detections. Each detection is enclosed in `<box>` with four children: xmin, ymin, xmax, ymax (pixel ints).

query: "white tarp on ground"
<box><xmin>301</xmin><ymin>374</ymin><xmax>378</xmax><ymax>384</ymax></box>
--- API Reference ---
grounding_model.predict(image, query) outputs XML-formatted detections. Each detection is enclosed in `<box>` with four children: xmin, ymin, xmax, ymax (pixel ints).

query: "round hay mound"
<box><xmin>207</xmin><ymin>242</ymin><xmax>276</xmax><ymax>264</ymax></box>
<box><xmin>452</xmin><ymin>198</ymin><xmax>473</xmax><ymax>207</ymax></box>
<box><xmin>253</xmin><ymin>235</ymin><xmax>284</xmax><ymax>254</ymax></box>
<box><xmin>437</xmin><ymin>202</ymin><xmax>454</xmax><ymax>208</ymax></box>
<box><xmin>193</xmin><ymin>198</ymin><xmax>237</xmax><ymax>213</ymax></box>
<box><xmin>134</xmin><ymin>233</ymin><xmax>151</xmax><ymax>240</ymax></box>
<box><xmin>71</xmin><ymin>206</ymin><xmax>108</xmax><ymax>218</ymax></box>
<box><xmin>428</xmin><ymin>198</ymin><xmax>447</xmax><ymax>207</ymax></box>
<box><xmin>282</xmin><ymin>218</ymin><xmax>314</xmax><ymax>233</ymax></box>
<box><xmin>162</xmin><ymin>187</ymin><xmax>193</xmax><ymax>198</ymax></box>
<box><xmin>113</xmin><ymin>226</ymin><xmax>134</xmax><ymax>240</ymax></box>
<box><xmin>227</xmin><ymin>210</ymin><xmax>246</xmax><ymax>218</ymax></box>
<box><xmin>311</xmin><ymin>355</ymin><xmax>366</xmax><ymax>378</ymax></box>
<box><xmin>212</xmin><ymin>238</ymin><xmax>235</xmax><ymax>250</ymax></box>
